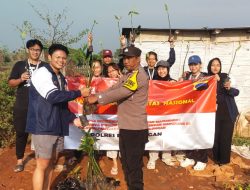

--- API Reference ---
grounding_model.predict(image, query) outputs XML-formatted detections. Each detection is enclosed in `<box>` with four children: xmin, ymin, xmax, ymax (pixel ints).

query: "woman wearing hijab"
<box><xmin>153</xmin><ymin>60</ymin><xmax>176</xmax><ymax>81</ymax></box>
<box><xmin>207</xmin><ymin>57</ymin><xmax>239</xmax><ymax>165</ymax></box>
<box><xmin>147</xmin><ymin>60</ymin><xmax>177</xmax><ymax>170</ymax></box>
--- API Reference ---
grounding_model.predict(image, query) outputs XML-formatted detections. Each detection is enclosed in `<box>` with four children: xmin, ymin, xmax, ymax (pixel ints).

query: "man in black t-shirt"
<box><xmin>8</xmin><ymin>39</ymin><xmax>46</xmax><ymax>172</ymax></box>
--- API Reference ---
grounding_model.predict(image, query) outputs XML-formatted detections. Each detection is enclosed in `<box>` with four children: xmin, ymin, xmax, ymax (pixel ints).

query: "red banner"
<box><xmin>67</xmin><ymin>76</ymin><xmax>217</xmax><ymax>116</ymax></box>
<box><xmin>65</xmin><ymin>76</ymin><xmax>217</xmax><ymax>150</ymax></box>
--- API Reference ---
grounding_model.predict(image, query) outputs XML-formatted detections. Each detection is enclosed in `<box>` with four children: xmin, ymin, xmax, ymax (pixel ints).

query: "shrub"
<box><xmin>0</xmin><ymin>69</ymin><xmax>16</xmax><ymax>148</ymax></box>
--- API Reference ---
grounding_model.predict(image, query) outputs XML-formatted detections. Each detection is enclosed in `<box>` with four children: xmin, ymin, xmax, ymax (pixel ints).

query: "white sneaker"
<box><xmin>193</xmin><ymin>161</ymin><xmax>207</xmax><ymax>171</ymax></box>
<box><xmin>162</xmin><ymin>158</ymin><xmax>175</xmax><ymax>166</ymax></box>
<box><xmin>175</xmin><ymin>153</ymin><xmax>186</xmax><ymax>163</ymax></box>
<box><xmin>180</xmin><ymin>158</ymin><xmax>195</xmax><ymax>168</ymax></box>
<box><xmin>147</xmin><ymin>160</ymin><xmax>156</xmax><ymax>169</ymax></box>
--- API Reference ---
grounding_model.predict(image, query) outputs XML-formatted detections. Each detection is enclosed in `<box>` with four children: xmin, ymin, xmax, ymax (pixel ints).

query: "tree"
<box><xmin>16</xmin><ymin>4</ymin><xmax>88</xmax><ymax>48</ymax></box>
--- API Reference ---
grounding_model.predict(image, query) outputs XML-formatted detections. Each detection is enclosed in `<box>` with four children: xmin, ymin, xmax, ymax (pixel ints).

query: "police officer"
<box><xmin>87</xmin><ymin>46</ymin><xmax>149</xmax><ymax>190</ymax></box>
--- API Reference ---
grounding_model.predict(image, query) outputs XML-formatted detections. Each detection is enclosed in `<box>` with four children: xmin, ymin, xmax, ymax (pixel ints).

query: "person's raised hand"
<box><xmin>168</xmin><ymin>35</ymin><xmax>174</xmax><ymax>42</ymax></box>
<box><xmin>168</xmin><ymin>35</ymin><xmax>175</xmax><ymax>48</ymax></box>
<box><xmin>120</xmin><ymin>35</ymin><xmax>126</xmax><ymax>48</ymax></box>
<box><xmin>88</xmin><ymin>33</ymin><xmax>93</xmax><ymax>47</ymax></box>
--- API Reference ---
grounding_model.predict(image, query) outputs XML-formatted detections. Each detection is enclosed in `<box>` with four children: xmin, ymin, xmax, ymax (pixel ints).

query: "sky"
<box><xmin>0</xmin><ymin>0</ymin><xmax>250</xmax><ymax>52</ymax></box>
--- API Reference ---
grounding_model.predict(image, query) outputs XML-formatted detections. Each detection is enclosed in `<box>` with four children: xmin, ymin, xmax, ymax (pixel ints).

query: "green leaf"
<box><xmin>114</xmin><ymin>15</ymin><xmax>121</xmax><ymax>20</ymax></box>
<box><xmin>164</xmin><ymin>3</ymin><xmax>168</xmax><ymax>11</ymax></box>
<box><xmin>128</xmin><ymin>10</ymin><xmax>139</xmax><ymax>16</ymax></box>
<box><xmin>21</xmin><ymin>31</ymin><xmax>27</xmax><ymax>39</ymax></box>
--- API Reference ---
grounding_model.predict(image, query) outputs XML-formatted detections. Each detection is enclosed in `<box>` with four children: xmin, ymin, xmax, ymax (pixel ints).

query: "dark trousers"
<box><xmin>119</xmin><ymin>129</ymin><xmax>148</xmax><ymax>190</ymax></box>
<box><xmin>213</xmin><ymin>114</ymin><xmax>234</xmax><ymax>164</ymax></box>
<box><xmin>13</xmin><ymin>108</ymin><xmax>29</xmax><ymax>160</ymax></box>
<box><xmin>186</xmin><ymin>149</ymin><xmax>208</xmax><ymax>163</ymax></box>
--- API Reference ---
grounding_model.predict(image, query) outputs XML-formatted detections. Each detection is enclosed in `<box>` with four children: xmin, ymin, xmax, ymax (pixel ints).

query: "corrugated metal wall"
<box><xmin>135</xmin><ymin>39</ymin><xmax>250</xmax><ymax>112</ymax></box>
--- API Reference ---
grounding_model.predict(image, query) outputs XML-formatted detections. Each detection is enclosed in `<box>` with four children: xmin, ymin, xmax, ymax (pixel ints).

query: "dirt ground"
<box><xmin>0</xmin><ymin>145</ymin><xmax>249</xmax><ymax>190</ymax></box>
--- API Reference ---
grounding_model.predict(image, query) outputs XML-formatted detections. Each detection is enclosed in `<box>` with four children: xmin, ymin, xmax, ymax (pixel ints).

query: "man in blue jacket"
<box><xmin>26</xmin><ymin>44</ymin><xmax>90</xmax><ymax>190</ymax></box>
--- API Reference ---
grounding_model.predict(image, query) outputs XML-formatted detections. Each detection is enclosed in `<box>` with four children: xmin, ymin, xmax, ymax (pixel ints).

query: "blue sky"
<box><xmin>0</xmin><ymin>0</ymin><xmax>249</xmax><ymax>52</ymax></box>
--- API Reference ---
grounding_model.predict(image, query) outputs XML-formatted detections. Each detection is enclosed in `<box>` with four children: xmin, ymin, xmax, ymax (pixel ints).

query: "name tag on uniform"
<box><xmin>123</xmin><ymin>70</ymin><xmax>139</xmax><ymax>91</ymax></box>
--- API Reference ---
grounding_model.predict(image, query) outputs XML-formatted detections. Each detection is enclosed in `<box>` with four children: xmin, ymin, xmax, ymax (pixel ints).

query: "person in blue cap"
<box><xmin>179</xmin><ymin>55</ymin><xmax>208</xmax><ymax>171</ymax></box>
<box><xmin>180</xmin><ymin>55</ymin><xmax>207</xmax><ymax>81</ymax></box>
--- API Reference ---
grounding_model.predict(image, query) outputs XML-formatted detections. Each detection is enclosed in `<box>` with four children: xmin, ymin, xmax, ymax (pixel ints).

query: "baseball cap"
<box><xmin>156</xmin><ymin>60</ymin><xmax>170</xmax><ymax>68</ymax></box>
<box><xmin>102</xmin><ymin>49</ymin><xmax>113</xmax><ymax>58</ymax></box>
<box><xmin>120</xmin><ymin>46</ymin><xmax>142</xmax><ymax>57</ymax></box>
<box><xmin>188</xmin><ymin>55</ymin><xmax>201</xmax><ymax>65</ymax></box>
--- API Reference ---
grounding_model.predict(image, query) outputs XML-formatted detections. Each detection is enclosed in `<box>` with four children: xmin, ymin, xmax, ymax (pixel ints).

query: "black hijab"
<box><xmin>207</xmin><ymin>57</ymin><xmax>230</xmax><ymax>99</ymax></box>
<box><xmin>207</xmin><ymin>57</ymin><xmax>228</xmax><ymax>82</ymax></box>
<box><xmin>154</xmin><ymin>66</ymin><xmax>176</xmax><ymax>81</ymax></box>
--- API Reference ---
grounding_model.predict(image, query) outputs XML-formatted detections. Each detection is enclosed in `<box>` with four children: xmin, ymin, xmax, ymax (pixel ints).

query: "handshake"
<box><xmin>79</xmin><ymin>87</ymin><xmax>98</xmax><ymax>104</ymax></box>
<box><xmin>74</xmin><ymin>87</ymin><xmax>99</xmax><ymax>129</ymax></box>
<box><xmin>79</xmin><ymin>87</ymin><xmax>91</xmax><ymax>98</ymax></box>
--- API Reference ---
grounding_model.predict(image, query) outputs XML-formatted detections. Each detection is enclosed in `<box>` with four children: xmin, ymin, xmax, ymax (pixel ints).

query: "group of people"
<box><xmin>143</xmin><ymin>40</ymin><xmax>239</xmax><ymax>172</ymax></box>
<box><xmin>145</xmin><ymin>51</ymin><xmax>239</xmax><ymax>173</ymax></box>
<box><xmin>8</xmin><ymin>34</ymin><xmax>239</xmax><ymax>190</ymax></box>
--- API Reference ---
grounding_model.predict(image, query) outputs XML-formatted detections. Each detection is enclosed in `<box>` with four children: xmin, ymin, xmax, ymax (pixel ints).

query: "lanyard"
<box><xmin>24</xmin><ymin>60</ymin><xmax>41</xmax><ymax>87</ymax></box>
<box><xmin>188</xmin><ymin>72</ymin><xmax>201</xmax><ymax>80</ymax></box>
<box><xmin>57</xmin><ymin>75</ymin><xmax>62</xmax><ymax>90</ymax></box>
<box><xmin>147</xmin><ymin>68</ymin><xmax>155</xmax><ymax>80</ymax></box>
<box><xmin>27</xmin><ymin>59</ymin><xmax>41</xmax><ymax>76</ymax></box>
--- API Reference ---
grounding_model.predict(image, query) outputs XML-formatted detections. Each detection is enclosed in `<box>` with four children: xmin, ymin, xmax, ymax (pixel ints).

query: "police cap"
<box><xmin>120</xmin><ymin>46</ymin><xmax>142</xmax><ymax>57</ymax></box>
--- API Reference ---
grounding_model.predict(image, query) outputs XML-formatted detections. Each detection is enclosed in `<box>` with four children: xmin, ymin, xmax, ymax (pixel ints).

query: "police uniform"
<box><xmin>96</xmin><ymin>46</ymin><xmax>149</xmax><ymax>190</ymax></box>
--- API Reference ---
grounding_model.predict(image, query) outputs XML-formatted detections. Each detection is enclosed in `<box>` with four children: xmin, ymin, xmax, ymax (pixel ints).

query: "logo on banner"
<box><xmin>193</xmin><ymin>80</ymin><xmax>209</xmax><ymax>90</ymax></box>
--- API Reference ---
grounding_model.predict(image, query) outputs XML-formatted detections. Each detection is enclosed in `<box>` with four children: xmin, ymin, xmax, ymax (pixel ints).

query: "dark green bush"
<box><xmin>0</xmin><ymin>69</ymin><xmax>16</xmax><ymax>148</ymax></box>
<box><xmin>232</xmin><ymin>136</ymin><xmax>250</xmax><ymax>146</ymax></box>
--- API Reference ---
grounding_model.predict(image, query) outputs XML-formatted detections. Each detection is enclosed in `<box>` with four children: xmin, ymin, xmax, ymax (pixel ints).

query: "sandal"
<box><xmin>14</xmin><ymin>164</ymin><xmax>24</xmax><ymax>173</ymax></box>
<box><xmin>111</xmin><ymin>167</ymin><xmax>118</xmax><ymax>175</ymax></box>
